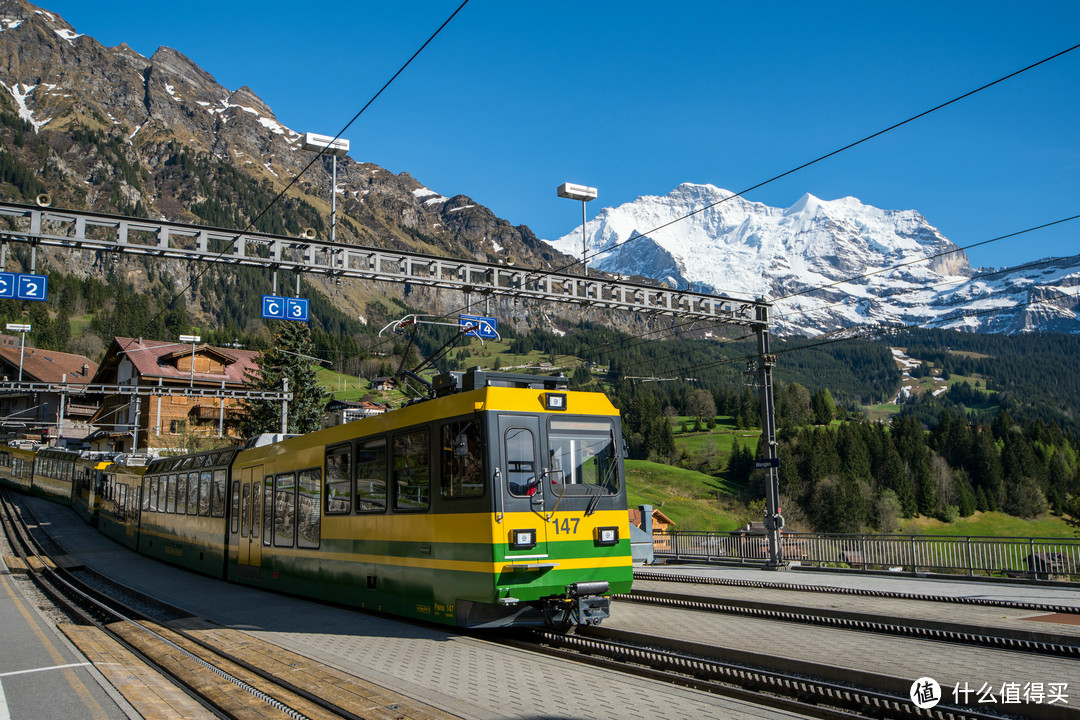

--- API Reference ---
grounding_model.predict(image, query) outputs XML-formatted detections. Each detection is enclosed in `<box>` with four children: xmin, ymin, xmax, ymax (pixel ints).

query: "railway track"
<box><xmin>503</xmin><ymin>627</ymin><xmax>1007</xmax><ymax>720</ymax></box>
<box><xmin>6</xmin><ymin>493</ymin><xmax>1072</xmax><ymax>720</ymax></box>
<box><xmin>0</xmin><ymin>490</ymin><xmax>453</xmax><ymax>720</ymax></box>
<box><xmin>633</xmin><ymin>569</ymin><xmax>1080</xmax><ymax>614</ymax></box>
<box><xmin>617</xmin><ymin>587</ymin><xmax>1080</xmax><ymax>659</ymax></box>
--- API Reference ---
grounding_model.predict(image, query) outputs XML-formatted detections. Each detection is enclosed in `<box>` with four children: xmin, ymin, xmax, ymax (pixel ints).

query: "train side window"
<box><xmin>274</xmin><ymin>472</ymin><xmax>297</xmax><ymax>547</ymax></box>
<box><xmin>356</xmin><ymin>439</ymin><xmax>387</xmax><ymax>513</ymax></box>
<box><xmin>240</xmin><ymin>482</ymin><xmax>249</xmax><ymax>538</ymax></box>
<box><xmin>166</xmin><ymin>474</ymin><xmax>178</xmax><ymax>514</ymax></box>
<box><xmin>392</xmin><ymin>431</ymin><xmax>429</xmax><ymax>511</ymax></box>
<box><xmin>548</xmin><ymin>418</ymin><xmax>620</xmax><ymax>496</ymax></box>
<box><xmin>148</xmin><ymin>476</ymin><xmax>158</xmax><ymax>512</ymax></box>
<box><xmin>252</xmin><ymin>481</ymin><xmax>261</xmax><ymax>539</ymax></box>
<box><xmin>212</xmin><ymin>469</ymin><xmax>226</xmax><ymax>518</ymax></box>
<box><xmin>325</xmin><ymin>445</ymin><xmax>352</xmax><ymax>515</ymax></box>
<box><xmin>186</xmin><ymin>471</ymin><xmax>199</xmax><ymax>514</ymax></box>
<box><xmin>441</xmin><ymin>420</ymin><xmax>483</xmax><ymax>499</ymax></box>
<box><xmin>176</xmin><ymin>473</ymin><xmax>188</xmax><ymax>515</ymax></box>
<box><xmin>505</xmin><ymin>427</ymin><xmax>538</xmax><ymax>497</ymax></box>
<box><xmin>142</xmin><ymin>478</ymin><xmax>151</xmax><ymax>511</ymax></box>
<box><xmin>262</xmin><ymin>475</ymin><xmax>273</xmax><ymax>546</ymax></box>
<box><xmin>198</xmin><ymin>471</ymin><xmax>212</xmax><ymax>516</ymax></box>
<box><xmin>297</xmin><ymin>469</ymin><xmax>321</xmax><ymax>549</ymax></box>
<box><xmin>231</xmin><ymin>479</ymin><xmax>241</xmax><ymax>534</ymax></box>
<box><xmin>118</xmin><ymin>484</ymin><xmax>126</xmax><ymax>519</ymax></box>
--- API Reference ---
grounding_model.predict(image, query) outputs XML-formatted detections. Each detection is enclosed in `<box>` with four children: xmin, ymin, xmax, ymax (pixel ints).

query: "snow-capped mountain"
<box><xmin>548</xmin><ymin>183</ymin><xmax>1080</xmax><ymax>336</ymax></box>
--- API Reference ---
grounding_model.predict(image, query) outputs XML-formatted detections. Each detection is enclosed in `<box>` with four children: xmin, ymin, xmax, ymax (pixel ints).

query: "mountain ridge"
<box><xmin>549</xmin><ymin>182</ymin><xmax>1080</xmax><ymax>336</ymax></box>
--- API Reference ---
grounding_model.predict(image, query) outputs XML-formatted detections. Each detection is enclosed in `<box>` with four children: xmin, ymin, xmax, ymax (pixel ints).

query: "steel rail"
<box><xmin>0</xmin><ymin>492</ymin><xmax>375</xmax><ymax>720</ymax></box>
<box><xmin>508</xmin><ymin>628</ymin><xmax>1006</xmax><ymax>720</ymax></box>
<box><xmin>619</xmin><ymin>589</ymin><xmax>1080</xmax><ymax>659</ymax></box>
<box><xmin>0</xmin><ymin>202</ymin><xmax>769</xmax><ymax>326</ymax></box>
<box><xmin>633</xmin><ymin>569</ymin><xmax>1080</xmax><ymax>614</ymax></box>
<box><xmin>0</xmin><ymin>490</ymin><xmax>235</xmax><ymax>719</ymax></box>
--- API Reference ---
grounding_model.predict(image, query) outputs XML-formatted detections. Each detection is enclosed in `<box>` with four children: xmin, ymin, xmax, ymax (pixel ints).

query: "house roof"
<box><xmin>629</xmin><ymin>507</ymin><xmax>676</xmax><ymax>529</ymax></box>
<box><xmin>94</xmin><ymin>337</ymin><xmax>261</xmax><ymax>387</ymax></box>
<box><xmin>0</xmin><ymin>345</ymin><xmax>98</xmax><ymax>384</ymax></box>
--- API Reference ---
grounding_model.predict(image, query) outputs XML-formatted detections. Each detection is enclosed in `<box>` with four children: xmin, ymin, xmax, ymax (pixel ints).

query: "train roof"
<box><xmin>146</xmin><ymin>447</ymin><xmax>239</xmax><ymax>474</ymax></box>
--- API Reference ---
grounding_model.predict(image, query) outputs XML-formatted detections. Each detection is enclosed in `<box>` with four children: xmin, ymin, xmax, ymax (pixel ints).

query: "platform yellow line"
<box><xmin>0</xmin><ymin>574</ymin><xmax>109</xmax><ymax>720</ymax></box>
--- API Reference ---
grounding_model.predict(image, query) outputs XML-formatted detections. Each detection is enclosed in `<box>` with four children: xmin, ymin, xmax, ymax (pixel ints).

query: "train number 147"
<box><xmin>553</xmin><ymin>517</ymin><xmax>580</xmax><ymax>535</ymax></box>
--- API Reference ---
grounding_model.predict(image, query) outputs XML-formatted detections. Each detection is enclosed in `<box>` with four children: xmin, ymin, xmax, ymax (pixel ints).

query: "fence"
<box><xmin>652</xmin><ymin>531</ymin><xmax>1080</xmax><ymax>581</ymax></box>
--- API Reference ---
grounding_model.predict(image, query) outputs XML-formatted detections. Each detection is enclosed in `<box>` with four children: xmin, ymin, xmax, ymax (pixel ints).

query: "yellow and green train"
<box><xmin>0</xmin><ymin>370</ymin><xmax>633</xmax><ymax>629</ymax></box>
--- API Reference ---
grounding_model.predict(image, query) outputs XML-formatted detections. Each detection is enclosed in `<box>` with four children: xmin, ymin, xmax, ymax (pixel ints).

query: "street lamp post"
<box><xmin>302</xmin><ymin>132</ymin><xmax>351</xmax><ymax>246</ymax></box>
<box><xmin>5</xmin><ymin>322</ymin><xmax>31</xmax><ymax>382</ymax></box>
<box><xmin>179</xmin><ymin>335</ymin><xmax>201</xmax><ymax>388</ymax></box>
<box><xmin>557</xmin><ymin>183</ymin><xmax>598</xmax><ymax>276</ymax></box>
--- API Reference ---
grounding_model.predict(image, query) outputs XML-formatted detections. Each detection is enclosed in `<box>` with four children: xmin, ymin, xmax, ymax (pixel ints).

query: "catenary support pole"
<box><xmin>756</xmin><ymin>302</ymin><xmax>787</xmax><ymax>569</ymax></box>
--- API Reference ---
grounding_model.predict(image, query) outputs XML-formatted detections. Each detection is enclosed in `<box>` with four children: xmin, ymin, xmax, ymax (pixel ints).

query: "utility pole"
<box><xmin>280</xmin><ymin>377</ymin><xmax>289</xmax><ymax>435</ymax></box>
<box><xmin>755</xmin><ymin>301</ymin><xmax>786</xmax><ymax>569</ymax></box>
<box><xmin>132</xmin><ymin>395</ymin><xmax>142</xmax><ymax>454</ymax></box>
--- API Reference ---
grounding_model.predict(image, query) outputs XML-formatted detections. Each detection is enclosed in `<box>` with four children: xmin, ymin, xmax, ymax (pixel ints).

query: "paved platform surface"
<box><xmin>645</xmin><ymin>562</ymin><xmax>1080</xmax><ymax>607</ymax></box>
<box><xmin>627</xmin><ymin>563</ymin><xmax>1080</xmax><ymax>719</ymax></box>
<box><xmin>0</xmin><ymin>559</ymin><xmax>136</xmax><ymax>720</ymax></box>
<box><xmin>633</xmin><ymin>577</ymin><xmax>1080</xmax><ymax>642</ymax></box>
<box><xmin>23</xmin><ymin>498</ymin><xmax>813</xmax><ymax>720</ymax></box>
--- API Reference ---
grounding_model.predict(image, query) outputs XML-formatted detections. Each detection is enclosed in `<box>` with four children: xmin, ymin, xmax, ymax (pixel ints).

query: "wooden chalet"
<box><xmin>0</xmin><ymin>338</ymin><xmax>99</xmax><ymax>446</ymax></box>
<box><xmin>87</xmin><ymin>337</ymin><xmax>260</xmax><ymax>452</ymax></box>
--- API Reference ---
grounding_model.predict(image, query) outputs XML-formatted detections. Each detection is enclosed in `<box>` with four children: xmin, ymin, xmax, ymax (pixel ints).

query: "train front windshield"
<box><xmin>548</xmin><ymin>418</ymin><xmax>619</xmax><ymax>495</ymax></box>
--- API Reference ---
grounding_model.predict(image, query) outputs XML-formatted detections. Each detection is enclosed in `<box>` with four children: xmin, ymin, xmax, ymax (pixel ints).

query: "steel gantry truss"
<box><xmin>0</xmin><ymin>203</ymin><xmax>770</xmax><ymax>325</ymax></box>
<box><xmin>0</xmin><ymin>202</ymin><xmax>785</xmax><ymax>567</ymax></box>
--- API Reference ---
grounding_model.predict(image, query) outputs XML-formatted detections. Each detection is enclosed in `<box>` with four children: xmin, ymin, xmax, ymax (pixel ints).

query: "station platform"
<box><xmin>14</xmin><ymin>497</ymin><xmax>810</xmax><ymax>720</ymax></box>
<box><xmin>642</xmin><ymin>561</ymin><xmax>1080</xmax><ymax>608</ymax></box>
<box><xmin>0</xmin><ymin>558</ymin><xmax>137</xmax><ymax>720</ymax></box>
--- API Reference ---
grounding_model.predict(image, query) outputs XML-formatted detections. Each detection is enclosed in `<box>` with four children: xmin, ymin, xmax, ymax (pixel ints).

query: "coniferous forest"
<box><xmin>3</xmin><ymin>260</ymin><xmax>1080</xmax><ymax>534</ymax></box>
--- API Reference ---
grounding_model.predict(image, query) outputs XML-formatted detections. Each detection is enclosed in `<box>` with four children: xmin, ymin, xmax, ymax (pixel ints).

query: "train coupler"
<box><xmin>574</xmin><ymin>594</ymin><xmax>610</xmax><ymax>626</ymax></box>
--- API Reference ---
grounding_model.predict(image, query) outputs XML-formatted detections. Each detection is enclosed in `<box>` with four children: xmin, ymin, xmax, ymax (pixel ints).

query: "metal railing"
<box><xmin>652</xmin><ymin>531</ymin><xmax>1080</xmax><ymax>581</ymax></box>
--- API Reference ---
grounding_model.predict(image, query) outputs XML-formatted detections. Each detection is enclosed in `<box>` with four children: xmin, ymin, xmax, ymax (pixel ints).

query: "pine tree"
<box><xmin>237</xmin><ymin>321</ymin><xmax>326</xmax><ymax>437</ymax></box>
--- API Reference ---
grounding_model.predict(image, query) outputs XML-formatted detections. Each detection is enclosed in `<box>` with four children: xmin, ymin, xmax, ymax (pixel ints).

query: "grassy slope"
<box><xmin>900</xmin><ymin>511</ymin><xmax>1075</xmax><ymax>538</ymax></box>
<box><xmin>316</xmin><ymin>360</ymin><xmax>1074</xmax><ymax>538</ymax></box>
<box><xmin>625</xmin><ymin>459</ymin><xmax>746</xmax><ymax>532</ymax></box>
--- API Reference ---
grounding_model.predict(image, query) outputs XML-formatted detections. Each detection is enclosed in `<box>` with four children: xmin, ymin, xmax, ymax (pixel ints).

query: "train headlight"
<box><xmin>544</xmin><ymin>392</ymin><xmax>567</xmax><ymax>411</ymax></box>
<box><xmin>510</xmin><ymin>528</ymin><xmax>537</xmax><ymax>550</ymax></box>
<box><xmin>596</xmin><ymin>526</ymin><xmax>619</xmax><ymax>546</ymax></box>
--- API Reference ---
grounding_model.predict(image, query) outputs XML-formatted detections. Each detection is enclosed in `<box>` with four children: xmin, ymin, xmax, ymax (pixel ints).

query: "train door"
<box><xmin>235</xmin><ymin>465</ymin><xmax>263</xmax><ymax>579</ymax></box>
<box><xmin>497</xmin><ymin>415</ymin><xmax>550</xmax><ymax>555</ymax></box>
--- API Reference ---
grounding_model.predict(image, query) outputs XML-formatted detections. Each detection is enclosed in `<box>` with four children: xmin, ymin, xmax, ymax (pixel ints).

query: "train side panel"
<box><xmin>96</xmin><ymin>464</ymin><xmax>146</xmax><ymax>551</ymax></box>
<box><xmin>0</xmin><ymin>446</ymin><xmax>34</xmax><ymax>493</ymax></box>
<box><xmin>138</xmin><ymin>450</ymin><xmax>234</xmax><ymax>578</ymax></box>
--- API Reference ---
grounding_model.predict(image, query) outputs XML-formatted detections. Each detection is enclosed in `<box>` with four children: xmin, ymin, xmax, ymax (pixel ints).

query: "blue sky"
<box><xmin>42</xmin><ymin>1</ymin><xmax>1080</xmax><ymax>270</ymax></box>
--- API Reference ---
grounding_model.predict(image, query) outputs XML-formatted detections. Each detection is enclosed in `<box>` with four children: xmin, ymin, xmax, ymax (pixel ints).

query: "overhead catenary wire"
<box><xmin>543</xmin><ymin>208</ymin><xmax>1080</xmax><ymax>381</ymax></box>
<box><xmin>121</xmin><ymin>1</ymin><xmax>471</xmax><ymax>353</ymax></box>
<box><xmin>131</xmin><ymin>32</ymin><xmax>1076</xmax><ymax>380</ymax></box>
<box><xmin>422</xmin><ymin>43</ymin><xmax>1080</xmax><ymax>382</ymax></box>
<box><xmin>547</xmin><ymin>42</ymin><xmax>1080</xmax><ymax>278</ymax></box>
<box><xmin>267</xmin><ymin>38</ymin><xmax>1080</xmax><ymax>376</ymax></box>
<box><xmin>773</xmin><ymin>213</ymin><xmax>1080</xmax><ymax>303</ymax></box>
<box><xmin>644</xmin><ymin>286</ymin><xmax>1080</xmax><ymax>383</ymax></box>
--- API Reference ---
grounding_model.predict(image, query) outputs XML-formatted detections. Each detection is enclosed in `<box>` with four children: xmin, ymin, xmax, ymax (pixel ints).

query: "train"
<box><xmin>0</xmin><ymin>369</ymin><xmax>634</xmax><ymax>629</ymax></box>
